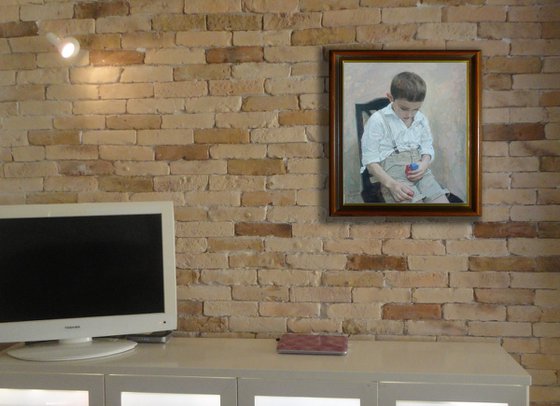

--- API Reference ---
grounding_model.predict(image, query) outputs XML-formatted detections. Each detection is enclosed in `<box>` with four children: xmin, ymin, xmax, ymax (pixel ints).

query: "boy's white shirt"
<box><xmin>360</xmin><ymin>103</ymin><xmax>436</xmax><ymax>172</ymax></box>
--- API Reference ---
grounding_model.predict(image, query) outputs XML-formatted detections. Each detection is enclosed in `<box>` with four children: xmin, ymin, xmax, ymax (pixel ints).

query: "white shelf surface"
<box><xmin>0</xmin><ymin>338</ymin><xmax>530</xmax><ymax>386</ymax></box>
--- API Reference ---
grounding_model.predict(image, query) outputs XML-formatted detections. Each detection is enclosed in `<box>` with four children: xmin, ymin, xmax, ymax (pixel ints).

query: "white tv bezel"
<box><xmin>0</xmin><ymin>201</ymin><xmax>177</xmax><ymax>359</ymax></box>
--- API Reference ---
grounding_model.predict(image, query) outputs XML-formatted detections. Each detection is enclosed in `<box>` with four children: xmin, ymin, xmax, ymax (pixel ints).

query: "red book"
<box><xmin>276</xmin><ymin>334</ymin><xmax>348</xmax><ymax>356</ymax></box>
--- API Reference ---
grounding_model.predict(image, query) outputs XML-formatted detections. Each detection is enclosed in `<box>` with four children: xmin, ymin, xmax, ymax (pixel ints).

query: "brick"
<box><xmin>90</xmin><ymin>50</ymin><xmax>145</xmax><ymax>66</ymax></box>
<box><xmin>99</xmin><ymin>145</ymin><xmax>154</xmax><ymax>161</ymax></box>
<box><xmin>229</xmin><ymin>252</ymin><xmax>285</xmax><ymax>268</ymax></box>
<box><xmin>324</xmin><ymin>270</ymin><xmax>384</xmax><ymax>287</ymax></box>
<box><xmin>323</xmin><ymin>8</ymin><xmax>381</xmax><ymax>27</ymax></box>
<box><xmin>70</xmin><ymin>67</ymin><xmax>121</xmax><ymax>84</ymax></box>
<box><xmin>74</xmin><ymin>1</ymin><xmax>129</xmax><ymax>18</ymax></box>
<box><xmin>241</xmin><ymin>191</ymin><xmax>296</xmax><ymax>206</ymax></box>
<box><xmin>511</xmin><ymin>206</ymin><xmax>560</xmax><ymax>222</ymax></box>
<box><xmin>207</xmin><ymin>46</ymin><xmax>264</xmax><ymax>64</ymax></box>
<box><xmin>473</xmin><ymin>222</ymin><xmax>537</xmax><ymax>238</ymax></box>
<box><xmin>155</xmin><ymin>82</ymin><xmax>207</xmax><ymax>98</ymax></box>
<box><xmin>106</xmin><ymin>114</ymin><xmax>161</xmax><ymax>130</ymax></box>
<box><xmin>155</xmin><ymin>145</ymin><xmax>209</xmax><ymax>161</ymax></box>
<box><xmin>278</xmin><ymin>110</ymin><xmax>327</xmax><ymax>126</ymax></box>
<box><xmin>408</xmin><ymin>256</ymin><xmax>468</xmax><ymax>272</ymax></box>
<box><xmin>468</xmin><ymin>321</ymin><xmax>532</xmax><ymax>337</ymax></box>
<box><xmin>446</xmin><ymin>240</ymin><xmax>508</xmax><ymax>256</ymax></box>
<box><xmin>186</xmin><ymin>96</ymin><xmax>242</xmax><ymax>114</ymax></box>
<box><xmin>386</xmin><ymin>271</ymin><xmax>448</xmax><ymax>288</ymax></box>
<box><xmin>228</xmin><ymin>159</ymin><xmax>285</xmax><ymax>175</ymax></box>
<box><xmin>120</xmin><ymin>66</ymin><xmax>173</xmax><ymax>83</ymax></box>
<box><xmin>229</xmin><ymin>316</ymin><xmax>286</xmax><ymax>333</ymax></box>
<box><xmin>479</xmin><ymin>23</ymin><xmax>541</xmax><ymax>39</ymax></box>
<box><xmin>115</xmin><ymin>161</ymin><xmax>169</xmax><ymax>175</ymax></box>
<box><xmin>287</xmin><ymin>254</ymin><xmax>347</xmax><ymax>271</ymax></box>
<box><xmin>233</xmin><ymin>30</ymin><xmax>290</xmax><ymax>47</ymax></box>
<box><xmin>58</xmin><ymin>161</ymin><xmax>113</xmax><ymax>176</ymax></box>
<box><xmin>346</xmin><ymin>255</ymin><xmax>406</xmax><ymax>271</ymax></box>
<box><xmin>417</xmin><ymin>23</ymin><xmax>477</xmax><ymax>40</ymax></box>
<box><xmin>413</xmin><ymin>288</ymin><xmax>473</xmax><ymax>304</ymax></box>
<box><xmin>383</xmin><ymin>304</ymin><xmax>441</xmax><ymax>320</ymax></box>
<box><xmin>194</xmin><ymin>128</ymin><xmax>249</xmax><ymax>144</ymax></box>
<box><xmin>357</xmin><ymin>24</ymin><xmax>416</xmax><ymax>44</ymax></box>
<box><xmin>232</xmin><ymin>286</ymin><xmax>288</xmax><ymax>302</ymax></box>
<box><xmin>21</xmin><ymin>3</ymin><xmax>73</xmax><ymax>21</ymax></box>
<box><xmin>264</xmin><ymin>46</ymin><xmax>321</xmax><ymax>63</ymax></box>
<box><xmin>382</xmin><ymin>7</ymin><xmax>441</xmax><ymax>24</ymax></box>
<box><xmin>323</xmin><ymin>239</ymin><xmax>381</xmax><ymax>255</ymax></box>
<box><xmin>538</xmin><ymin>222</ymin><xmax>560</xmax><ymax>238</ymax></box>
<box><xmin>260</xmin><ymin>302</ymin><xmax>320</xmax><ymax>318</ymax></box>
<box><xmin>443</xmin><ymin>303</ymin><xmax>506</xmax><ymax>321</ymax></box>
<box><xmin>96</xmin><ymin>15</ymin><xmax>151</xmax><ymax>33</ymax></box>
<box><xmin>129</xmin><ymin>0</ymin><xmax>183</xmax><ymax>14</ymax></box>
<box><xmin>327</xmin><ymin>303</ymin><xmax>382</xmax><ymax>319</ymax></box>
<box><xmin>207</xmin><ymin>14</ymin><xmax>262</xmax><ymax>31</ymax></box>
<box><xmin>205</xmin><ymin>301</ymin><xmax>257</xmax><ymax>317</ymax></box>
<box><xmin>406</xmin><ymin>320</ymin><xmax>468</xmax><ymax>337</ymax></box>
<box><xmin>145</xmin><ymin>49</ymin><xmax>206</xmax><ymax>65</ymax></box>
<box><xmin>4</xmin><ymin>162</ymin><xmax>56</xmax><ymax>177</ymax></box>
<box><xmin>383</xmin><ymin>240</ymin><xmax>446</xmax><ymax>256</ymax></box>
<box><xmin>0</xmin><ymin>178</ymin><xmax>43</xmax><ymax>193</ymax></box>
<box><xmin>292</xmin><ymin>27</ymin><xmax>356</xmax><ymax>46</ymax></box>
<box><xmin>450</xmin><ymin>272</ymin><xmax>509</xmax><ymax>288</ymax></box>
<box><xmin>412</xmin><ymin>223</ymin><xmax>472</xmax><ymax>239</ymax></box>
<box><xmin>235</xmin><ymin>222</ymin><xmax>292</xmax><ymax>238</ymax></box>
<box><xmin>485</xmin><ymin>57</ymin><xmax>542</xmax><ymax>74</ymax></box>
<box><xmin>445</xmin><ymin>6</ymin><xmax>505</xmax><ymax>22</ymax></box>
<box><xmin>263</xmin><ymin>13</ymin><xmax>322</xmax><ymax>30</ymax></box>
<box><xmin>46</xmin><ymin>145</ymin><xmax>99</xmax><ymax>160</ymax></box>
<box><xmin>176</xmin><ymin>32</ymin><xmax>231</xmax><ymax>48</ymax></box>
<box><xmin>469</xmin><ymin>257</ymin><xmax>536</xmax><ymax>272</ymax></box>
<box><xmin>243</xmin><ymin>0</ymin><xmax>298</xmax><ymax>13</ymax></box>
<box><xmin>476</xmin><ymin>288</ymin><xmax>535</xmax><ymax>305</ymax></box>
<box><xmin>0</xmin><ymin>21</ymin><xmax>38</xmax><ymax>38</ymax></box>
<box><xmin>175</xmin><ymin>65</ymin><xmax>231</xmax><ymax>81</ymax></box>
<box><xmin>28</xmin><ymin>130</ymin><xmax>80</xmax><ymax>145</ymax></box>
<box><xmin>242</xmin><ymin>95</ymin><xmax>298</xmax><ymax>112</ymax></box>
<box><xmin>354</xmin><ymin>287</ymin><xmax>410</xmax><ymax>303</ymax></box>
<box><xmin>47</xmin><ymin>85</ymin><xmax>99</xmax><ymax>101</ymax></box>
<box><xmin>74</xmin><ymin>100</ymin><xmax>126</xmax><ymax>115</ymax></box>
<box><xmin>0</xmin><ymin>54</ymin><xmax>36</xmax><ymax>70</ymax></box>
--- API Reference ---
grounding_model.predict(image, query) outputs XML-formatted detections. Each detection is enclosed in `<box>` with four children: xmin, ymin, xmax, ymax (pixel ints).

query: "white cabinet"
<box><xmin>239</xmin><ymin>378</ymin><xmax>376</xmax><ymax>406</ymax></box>
<box><xmin>0</xmin><ymin>338</ymin><xmax>530</xmax><ymax>406</ymax></box>
<box><xmin>105</xmin><ymin>374</ymin><xmax>236</xmax><ymax>406</ymax></box>
<box><xmin>0</xmin><ymin>371</ymin><xmax>104</xmax><ymax>406</ymax></box>
<box><xmin>378</xmin><ymin>382</ymin><xmax>528</xmax><ymax>406</ymax></box>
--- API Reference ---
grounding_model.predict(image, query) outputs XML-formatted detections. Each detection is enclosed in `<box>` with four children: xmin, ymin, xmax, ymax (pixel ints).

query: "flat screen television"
<box><xmin>0</xmin><ymin>201</ymin><xmax>177</xmax><ymax>361</ymax></box>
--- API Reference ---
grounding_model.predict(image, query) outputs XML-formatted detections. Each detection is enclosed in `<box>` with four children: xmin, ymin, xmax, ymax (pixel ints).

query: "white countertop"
<box><xmin>0</xmin><ymin>337</ymin><xmax>530</xmax><ymax>386</ymax></box>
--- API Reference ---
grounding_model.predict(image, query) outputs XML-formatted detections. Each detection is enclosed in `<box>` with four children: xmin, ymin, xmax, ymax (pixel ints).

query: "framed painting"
<box><xmin>329</xmin><ymin>50</ymin><xmax>481</xmax><ymax>217</ymax></box>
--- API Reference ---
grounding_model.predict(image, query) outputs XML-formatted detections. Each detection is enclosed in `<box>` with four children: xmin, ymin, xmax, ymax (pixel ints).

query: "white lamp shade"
<box><xmin>46</xmin><ymin>32</ymin><xmax>80</xmax><ymax>58</ymax></box>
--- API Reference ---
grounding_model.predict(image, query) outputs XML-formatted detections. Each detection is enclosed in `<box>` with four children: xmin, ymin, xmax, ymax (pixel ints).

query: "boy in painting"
<box><xmin>361</xmin><ymin>71</ymin><xmax>449</xmax><ymax>203</ymax></box>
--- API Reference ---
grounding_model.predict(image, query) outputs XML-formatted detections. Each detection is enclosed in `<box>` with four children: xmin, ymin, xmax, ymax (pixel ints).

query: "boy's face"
<box><xmin>389</xmin><ymin>96</ymin><xmax>423</xmax><ymax>126</ymax></box>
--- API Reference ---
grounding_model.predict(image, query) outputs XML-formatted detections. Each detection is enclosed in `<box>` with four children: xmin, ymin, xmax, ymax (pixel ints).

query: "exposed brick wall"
<box><xmin>0</xmin><ymin>0</ymin><xmax>559</xmax><ymax>404</ymax></box>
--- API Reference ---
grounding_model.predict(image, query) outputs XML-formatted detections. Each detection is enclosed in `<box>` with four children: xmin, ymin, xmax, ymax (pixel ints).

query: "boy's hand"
<box><xmin>406</xmin><ymin>160</ymin><xmax>428</xmax><ymax>182</ymax></box>
<box><xmin>388</xmin><ymin>180</ymin><xmax>414</xmax><ymax>202</ymax></box>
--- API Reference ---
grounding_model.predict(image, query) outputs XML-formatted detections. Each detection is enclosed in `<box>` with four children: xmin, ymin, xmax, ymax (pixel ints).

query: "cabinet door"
<box><xmin>105</xmin><ymin>374</ymin><xmax>236</xmax><ymax>406</ymax></box>
<box><xmin>0</xmin><ymin>371</ymin><xmax>105</xmax><ymax>406</ymax></box>
<box><xmin>378</xmin><ymin>382</ymin><xmax>528</xmax><ymax>406</ymax></box>
<box><xmin>239</xmin><ymin>378</ymin><xmax>377</xmax><ymax>406</ymax></box>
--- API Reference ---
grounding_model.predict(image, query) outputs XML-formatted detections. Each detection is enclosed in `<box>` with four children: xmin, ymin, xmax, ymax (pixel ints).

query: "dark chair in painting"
<box><xmin>355</xmin><ymin>97</ymin><xmax>390</xmax><ymax>203</ymax></box>
<box><xmin>355</xmin><ymin>97</ymin><xmax>463</xmax><ymax>204</ymax></box>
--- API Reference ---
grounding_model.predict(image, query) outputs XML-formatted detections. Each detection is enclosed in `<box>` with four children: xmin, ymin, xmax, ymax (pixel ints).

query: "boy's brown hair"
<box><xmin>390</xmin><ymin>71</ymin><xmax>426</xmax><ymax>102</ymax></box>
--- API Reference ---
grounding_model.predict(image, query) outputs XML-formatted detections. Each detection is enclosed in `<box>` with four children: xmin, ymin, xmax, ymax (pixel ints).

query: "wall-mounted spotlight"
<box><xmin>46</xmin><ymin>32</ymin><xmax>80</xmax><ymax>59</ymax></box>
